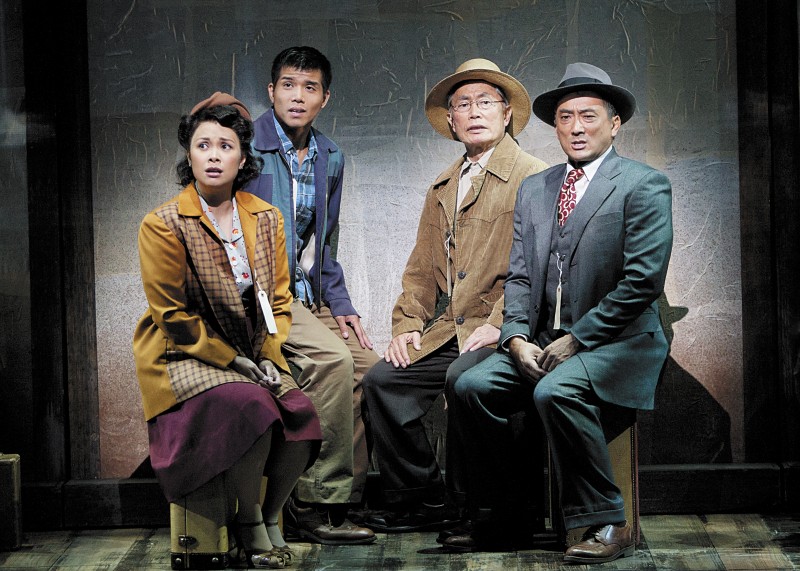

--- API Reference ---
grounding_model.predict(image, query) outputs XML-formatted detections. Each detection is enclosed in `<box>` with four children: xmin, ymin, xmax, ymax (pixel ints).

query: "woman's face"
<box><xmin>188</xmin><ymin>120</ymin><xmax>245</xmax><ymax>193</ymax></box>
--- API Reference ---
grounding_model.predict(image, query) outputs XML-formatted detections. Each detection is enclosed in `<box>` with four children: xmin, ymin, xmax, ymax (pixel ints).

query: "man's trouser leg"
<box><xmin>362</xmin><ymin>340</ymin><xmax>460</xmax><ymax>505</ymax></box>
<box><xmin>442</xmin><ymin>347</ymin><xmax>496</xmax><ymax>505</ymax></box>
<box><xmin>533</xmin><ymin>357</ymin><xmax>632</xmax><ymax>531</ymax></box>
<box><xmin>284</xmin><ymin>301</ymin><xmax>372</xmax><ymax>504</ymax></box>
<box><xmin>308</xmin><ymin>304</ymin><xmax>380</xmax><ymax>504</ymax></box>
<box><xmin>446</xmin><ymin>350</ymin><xmax>540</xmax><ymax>523</ymax></box>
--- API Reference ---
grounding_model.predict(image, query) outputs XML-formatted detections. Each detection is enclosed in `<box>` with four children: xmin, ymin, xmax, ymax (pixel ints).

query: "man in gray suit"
<box><xmin>441</xmin><ymin>63</ymin><xmax>672</xmax><ymax>563</ymax></box>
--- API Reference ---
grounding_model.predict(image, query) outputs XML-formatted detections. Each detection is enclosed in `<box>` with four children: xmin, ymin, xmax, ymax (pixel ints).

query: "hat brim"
<box><xmin>532</xmin><ymin>83</ymin><xmax>636</xmax><ymax>125</ymax></box>
<box><xmin>425</xmin><ymin>69</ymin><xmax>531</xmax><ymax>140</ymax></box>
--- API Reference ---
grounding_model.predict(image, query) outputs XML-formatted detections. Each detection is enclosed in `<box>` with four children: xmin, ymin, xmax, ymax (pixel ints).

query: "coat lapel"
<box><xmin>237</xmin><ymin>192</ymin><xmax>274</xmax><ymax>352</ymax></box>
<box><xmin>178</xmin><ymin>185</ymin><xmax>254</xmax><ymax>359</ymax></box>
<box><xmin>434</xmin><ymin>160</ymin><xmax>461</xmax><ymax>231</ymax></box>
<box><xmin>535</xmin><ymin>166</ymin><xmax>566</xmax><ymax>272</ymax></box>
<box><xmin>567</xmin><ymin>151</ymin><xmax>621</xmax><ymax>262</ymax></box>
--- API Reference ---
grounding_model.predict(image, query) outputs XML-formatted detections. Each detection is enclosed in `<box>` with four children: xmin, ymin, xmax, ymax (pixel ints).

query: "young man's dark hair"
<box><xmin>270</xmin><ymin>46</ymin><xmax>333</xmax><ymax>92</ymax></box>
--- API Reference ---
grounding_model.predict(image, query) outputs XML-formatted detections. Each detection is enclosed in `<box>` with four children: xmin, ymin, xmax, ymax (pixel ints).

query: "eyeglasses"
<box><xmin>450</xmin><ymin>99</ymin><xmax>506</xmax><ymax>113</ymax></box>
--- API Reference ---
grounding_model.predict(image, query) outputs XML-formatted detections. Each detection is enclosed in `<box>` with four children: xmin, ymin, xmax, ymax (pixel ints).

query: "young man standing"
<box><xmin>247</xmin><ymin>46</ymin><xmax>377</xmax><ymax>545</ymax></box>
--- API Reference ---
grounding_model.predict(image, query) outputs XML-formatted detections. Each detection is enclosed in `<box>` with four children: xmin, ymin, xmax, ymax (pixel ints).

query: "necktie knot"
<box><xmin>565</xmin><ymin>167</ymin><xmax>584</xmax><ymax>185</ymax></box>
<box><xmin>558</xmin><ymin>168</ymin><xmax>585</xmax><ymax>226</ymax></box>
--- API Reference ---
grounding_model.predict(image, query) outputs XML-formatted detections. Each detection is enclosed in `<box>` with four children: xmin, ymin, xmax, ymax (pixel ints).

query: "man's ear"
<box><xmin>446</xmin><ymin>112</ymin><xmax>460</xmax><ymax>142</ymax></box>
<box><xmin>610</xmin><ymin>114</ymin><xmax>621</xmax><ymax>138</ymax></box>
<box><xmin>267</xmin><ymin>83</ymin><xmax>275</xmax><ymax>104</ymax></box>
<box><xmin>321</xmin><ymin>89</ymin><xmax>331</xmax><ymax>109</ymax></box>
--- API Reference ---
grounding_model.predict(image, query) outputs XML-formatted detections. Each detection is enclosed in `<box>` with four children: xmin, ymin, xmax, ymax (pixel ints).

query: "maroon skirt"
<box><xmin>147</xmin><ymin>383</ymin><xmax>321</xmax><ymax>502</ymax></box>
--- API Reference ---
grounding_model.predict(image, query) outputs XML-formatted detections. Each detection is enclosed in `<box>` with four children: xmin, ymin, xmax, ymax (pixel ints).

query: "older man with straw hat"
<box><xmin>362</xmin><ymin>58</ymin><xmax>548</xmax><ymax>533</ymax></box>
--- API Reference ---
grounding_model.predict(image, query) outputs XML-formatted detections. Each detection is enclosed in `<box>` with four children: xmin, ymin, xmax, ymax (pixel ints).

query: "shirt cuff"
<box><xmin>501</xmin><ymin>333</ymin><xmax>529</xmax><ymax>352</ymax></box>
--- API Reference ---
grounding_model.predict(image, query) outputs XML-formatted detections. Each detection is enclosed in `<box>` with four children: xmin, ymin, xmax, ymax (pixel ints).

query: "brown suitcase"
<box><xmin>0</xmin><ymin>453</ymin><xmax>22</xmax><ymax>551</ymax></box>
<box><xmin>170</xmin><ymin>474</ymin><xmax>229</xmax><ymax>570</ymax></box>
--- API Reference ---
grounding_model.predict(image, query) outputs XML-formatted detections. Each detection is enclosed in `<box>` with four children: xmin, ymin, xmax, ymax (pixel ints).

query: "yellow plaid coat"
<box><xmin>133</xmin><ymin>184</ymin><xmax>294</xmax><ymax>421</ymax></box>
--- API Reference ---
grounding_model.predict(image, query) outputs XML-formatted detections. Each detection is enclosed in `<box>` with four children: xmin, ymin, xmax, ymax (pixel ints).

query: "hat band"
<box><xmin>558</xmin><ymin>76</ymin><xmax>606</xmax><ymax>88</ymax></box>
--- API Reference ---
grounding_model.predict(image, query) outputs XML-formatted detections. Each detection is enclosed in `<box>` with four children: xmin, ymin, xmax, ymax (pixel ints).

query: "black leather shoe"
<box><xmin>439</xmin><ymin>521</ymin><xmax>535</xmax><ymax>553</ymax></box>
<box><xmin>436</xmin><ymin>520</ymin><xmax>472</xmax><ymax>544</ymax></box>
<box><xmin>366</xmin><ymin>503</ymin><xmax>461</xmax><ymax>533</ymax></box>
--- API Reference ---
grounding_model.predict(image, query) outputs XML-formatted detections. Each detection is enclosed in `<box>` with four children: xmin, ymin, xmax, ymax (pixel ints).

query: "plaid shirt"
<box><xmin>274</xmin><ymin>115</ymin><xmax>317</xmax><ymax>304</ymax></box>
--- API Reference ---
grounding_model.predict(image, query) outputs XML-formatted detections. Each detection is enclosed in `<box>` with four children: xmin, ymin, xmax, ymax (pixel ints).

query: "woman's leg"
<box><xmin>225</xmin><ymin>428</ymin><xmax>274</xmax><ymax>552</ymax></box>
<box><xmin>262</xmin><ymin>439</ymin><xmax>314</xmax><ymax>547</ymax></box>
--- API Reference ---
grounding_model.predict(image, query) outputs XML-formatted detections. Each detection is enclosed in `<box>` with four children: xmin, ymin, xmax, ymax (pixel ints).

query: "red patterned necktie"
<box><xmin>557</xmin><ymin>167</ymin><xmax>585</xmax><ymax>226</ymax></box>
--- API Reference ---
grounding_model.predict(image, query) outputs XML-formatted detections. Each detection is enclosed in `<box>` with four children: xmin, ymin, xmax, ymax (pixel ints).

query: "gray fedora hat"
<box><xmin>532</xmin><ymin>62</ymin><xmax>636</xmax><ymax>125</ymax></box>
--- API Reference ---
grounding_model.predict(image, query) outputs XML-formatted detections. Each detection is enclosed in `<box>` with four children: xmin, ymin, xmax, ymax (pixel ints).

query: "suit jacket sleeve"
<box><xmin>138</xmin><ymin>211</ymin><xmax>238</xmax><ymax>368</ymax></box>
<box><xmin>571</xmin><ymin>168</ymin><xmax>673</xmax><ymax>348</ymax></box>
<box><xmin>499</xmin><ymin>178</ymin><xmax>535</xmax><ymax>344</ymax></box>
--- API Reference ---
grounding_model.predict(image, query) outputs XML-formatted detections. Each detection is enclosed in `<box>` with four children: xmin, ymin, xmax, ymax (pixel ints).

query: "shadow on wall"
<box><xmin>637</xmin><ymin>295</ymin><xmax>732</xmax><ymax>464</ymax></box>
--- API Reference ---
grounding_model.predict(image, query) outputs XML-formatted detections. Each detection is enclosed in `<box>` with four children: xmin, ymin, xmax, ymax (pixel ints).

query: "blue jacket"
<box><xmin>247</xmin><ymin>108</ymin><xmax>356</xmax><ymax>316</ymax></box>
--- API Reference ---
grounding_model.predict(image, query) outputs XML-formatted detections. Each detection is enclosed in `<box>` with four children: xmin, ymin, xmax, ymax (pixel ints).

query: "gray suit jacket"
<box><xmin>500</xmin><ymin>148</ymin><xmax>673</xmax><ymax>410</ymax></box>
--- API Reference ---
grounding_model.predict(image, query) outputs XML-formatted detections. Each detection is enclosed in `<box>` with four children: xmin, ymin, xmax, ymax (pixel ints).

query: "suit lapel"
<box><xmin>567</xmin><ymin>151</ymin><xmax>621</xmax><ymax>262</ymax></box>
<box><xmin>535</xmin><ymin>166</ymin><xmax>566</xmax><ymax>272</ymax></box>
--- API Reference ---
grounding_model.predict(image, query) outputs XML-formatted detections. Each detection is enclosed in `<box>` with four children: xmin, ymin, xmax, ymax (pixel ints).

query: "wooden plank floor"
<box><xmin>1</xmin><ymin>514</ymin><xmax>798</xmax><ymax>570</ymax></box>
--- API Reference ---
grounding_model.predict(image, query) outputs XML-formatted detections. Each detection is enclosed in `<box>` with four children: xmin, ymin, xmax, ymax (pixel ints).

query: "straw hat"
<box><xmin>425</xmin><ymin>58</ymin><xmax>531</xmax><ymax>140</ymax></box>
<box><xmin>532</xmin><ymin>62</ymin><xmax>636</xmax><ymax>125</ymax></box>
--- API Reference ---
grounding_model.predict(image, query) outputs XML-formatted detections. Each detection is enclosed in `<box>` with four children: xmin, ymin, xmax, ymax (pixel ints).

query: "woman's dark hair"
<box><xmin>176</xmin><ymin>104</ymin><xmax>262</xmax><ymax>189</ymax></box>
<box><xmin>271</xmin><ymin>46</ymin><xmax>332</xmax><ymax>92</ymax></box>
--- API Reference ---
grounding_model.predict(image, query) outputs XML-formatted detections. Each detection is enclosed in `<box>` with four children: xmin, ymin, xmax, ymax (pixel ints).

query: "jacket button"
<box><xmin>455</xmin><ymin>316</ymin><xmax>465</xmax><ymax>325</ymax></box>
<box><xmin>458</xmin><ymin>271</ymin><xmax>466</xmax><ymax>280</ymax></box>
<box><xmin>533</xmin><ymin>304</ymin><xmax>539</xmax><ymax>312</ymax></box>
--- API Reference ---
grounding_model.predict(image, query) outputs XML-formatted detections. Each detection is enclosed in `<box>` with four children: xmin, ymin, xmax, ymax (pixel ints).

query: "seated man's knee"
<box><xmin>533</xmin><ymin>374</ymin><xmax>574</xmax><ymax>417</ymax></box>
<box><xmin>323</xmin><ymin>342</ymin><xmax>354</xmax><ymax>380</ymax></box>
<box><xmin>361</xmin><ymin>359</ymin><xmax>389</xmax><ymax>395</ymax></box>
<box><xmin>447</xmin><ymin>366</ymin><xmax>485</xmax><ymax>404</ymax></box>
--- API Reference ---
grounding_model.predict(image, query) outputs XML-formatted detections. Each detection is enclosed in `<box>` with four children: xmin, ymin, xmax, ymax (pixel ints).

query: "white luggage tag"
<box><xmin>256</xmin><ymin>279</ymin><xmax>278</xmax><ymax>334</ymax></box>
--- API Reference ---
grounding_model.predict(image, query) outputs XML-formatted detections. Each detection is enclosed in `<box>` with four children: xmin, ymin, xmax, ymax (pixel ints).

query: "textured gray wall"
<box><xmin>87</xmin><ymin>0</ymin><xmax>741</xmax><ymax>476</ymax></box>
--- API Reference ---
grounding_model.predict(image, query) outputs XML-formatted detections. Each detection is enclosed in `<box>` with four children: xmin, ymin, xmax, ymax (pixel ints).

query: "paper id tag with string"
<box><xmin>256</xmin><ymin>280</ymin><xmax>278</xmax><ymax>334</ymax></box>
<box><xmin>554</xmin><ymin>252</ymin><xmax>564</xmax><ymax>330</ymax></box>
<box><xmin>554</xmin><ymin>283</ymin><xmax>562</xmax><ymax>330</ymax></box>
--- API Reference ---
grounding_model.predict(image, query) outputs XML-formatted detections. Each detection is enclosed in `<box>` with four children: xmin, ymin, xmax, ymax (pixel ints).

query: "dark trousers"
<box><xmin>362</xmin><ymin>339</ymin><xmax>494</xmax><ymax>505</ymax></box>
<box><xmin>447</xmin><ymin>350</ymin><xmax>634</xmax><ymax>530</ymax></box>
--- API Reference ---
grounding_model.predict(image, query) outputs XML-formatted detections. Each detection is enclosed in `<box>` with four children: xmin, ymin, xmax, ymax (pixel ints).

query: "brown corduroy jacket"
<box><xmin>133</xmin><ymin>185</ymin><xmax>295</xmax><ymax>421</ymax></box>
<box><xmin>392</xmin><ymin>133</ymin><xmax>548</xmax><ymax>363</ymax></box>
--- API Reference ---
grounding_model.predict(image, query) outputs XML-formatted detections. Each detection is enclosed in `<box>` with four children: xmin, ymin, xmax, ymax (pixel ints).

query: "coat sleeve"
<box><xmin>315</xmin><ymin>152</ymin><xmax>358</xmax><ymax>317</ymax></box>
<box><xmin>137</xmin><ymin>211</ymin><xmax>238</xmax><ymax>368</ymax></box>
<box><xmin>391</xmin><ymin>187</ymin><xmax>441</xmax><ymax>337</ymax></box>
<box><xmin>570</xmin><ymin>168</ymin><xmax>673</xmax><ymax>348</ymax></box>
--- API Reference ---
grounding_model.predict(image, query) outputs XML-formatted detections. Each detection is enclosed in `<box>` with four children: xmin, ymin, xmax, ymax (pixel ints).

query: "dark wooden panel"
<box><xmin>62</xmin><ymin>479</ymin><xmax>169</xmax><ymax>528</ymax></box>
<box><xmin>22</xmin><ymin>0</ymin><xmax>67</xmax><ymax>484</ymax></box>
<box><xmin>638</xmin><ymin>464</ymin><xmax>782</xmax><ymax>514</ymax></box>
<box><xmin>21</xmin><ymin>482</ymin><xmax>63</xmax><ymax>532</ymax></box>
<box><xmin>56</xmin><ymin>0</ymin><xmax>101</xmax><ymax>481</ymax></box>
<box><xmin>21</xmin><ymin>0</ymin><xmax>99</xmax><ymax>481</ymax></box>
<box><xmin>768</xmin><ymin>0</ymin><xmax>800</xmax><ymax>462</ymax></box>
<box><xmin>781</xmin><ymin>461</ymin><xmax>800</xmax><ymax>509</ymax></box>
<box><xmin>23</xmin><ymin>464</ymin><xmax>792</xmax><ymax>530</ymax></box>
<box><xmin>737</xmin><ymin>0</ymin><xmax>800</xmax><ymax>465</ymax></box>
